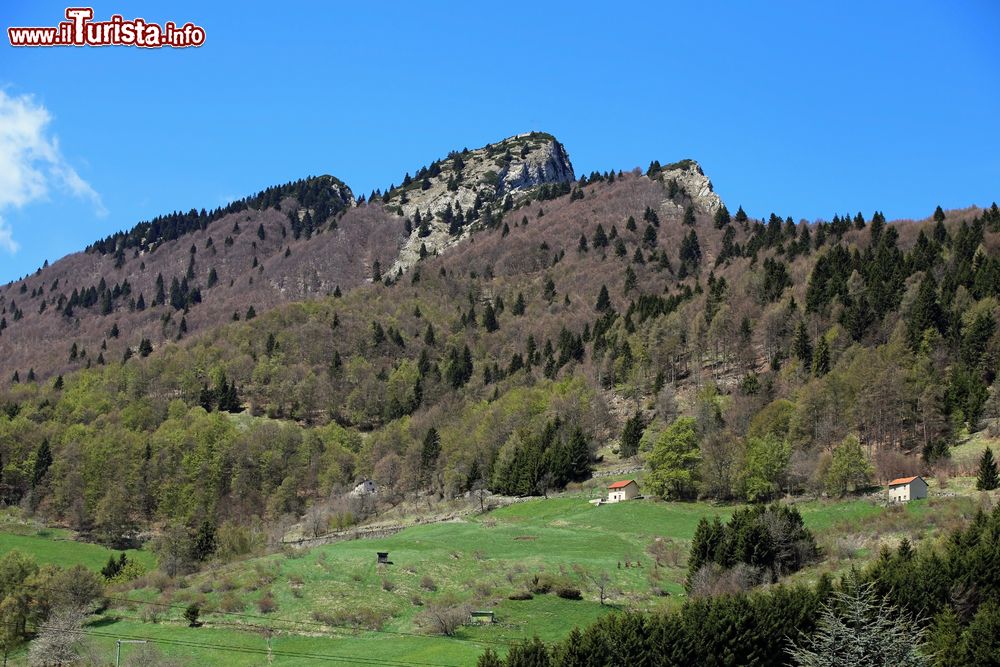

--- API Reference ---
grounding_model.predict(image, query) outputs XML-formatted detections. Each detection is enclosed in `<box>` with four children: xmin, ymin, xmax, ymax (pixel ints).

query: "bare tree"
<box><xmin>416</xmin><ymin>599</ymin><xmax>471</xmax><ymax>636</ymax></box>
<box><xmin>28</xmin><ymin>606</ymin><xmax>87</xmax><ymax>666</ymax></box>
<box><xmin>470</xmin><ymin>480</ymin><xmax>490</xmax><ymax>514</ymax></box>
<box><xmin>581</xmin><ymin>569</ymin><xmax>612</xmax><ymax>605</ymax></box>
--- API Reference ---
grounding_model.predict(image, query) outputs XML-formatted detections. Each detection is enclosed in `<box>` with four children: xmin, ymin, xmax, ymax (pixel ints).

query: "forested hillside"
<box><xmin>0</xmin><ymin>134</ymin><xmax>997</xmax><ymax>555</ymax></box>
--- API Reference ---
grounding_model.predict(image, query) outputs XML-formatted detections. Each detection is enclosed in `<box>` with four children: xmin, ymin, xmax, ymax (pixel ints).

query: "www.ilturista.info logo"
<box><xmin>8</xmin><ymin>8</ymin><xmax>205</xmax><ymax>48</ymax></box>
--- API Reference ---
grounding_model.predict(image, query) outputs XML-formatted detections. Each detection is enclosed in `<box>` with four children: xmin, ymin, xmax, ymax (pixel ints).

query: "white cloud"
<box><xmin>0</xmin><ymin>215</ymin><xmax>17</xmax><ymax>253</ymax></box>
<box><xmin>0</xmin><ymin>89</ymin><xmax>106</xmax><ymax>253</ymax></box>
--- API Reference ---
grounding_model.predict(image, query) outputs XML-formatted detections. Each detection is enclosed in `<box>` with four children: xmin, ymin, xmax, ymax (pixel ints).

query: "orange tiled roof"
<box><xmin>888</xmin><ymin>476</ymin><xmax>920</xmax><ymax>486</ymax></box>
<box><xmin>608</xmin><ymin>480</ymin><xmax>636</xmax><ymax>489</ymax></box>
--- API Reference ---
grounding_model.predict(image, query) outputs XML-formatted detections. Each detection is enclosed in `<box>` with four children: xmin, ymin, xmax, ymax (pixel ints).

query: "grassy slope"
<box><xmin>40</xmin><ymin>489</ymin><xmax>975</xmax><ymax>667</ymax></box>
<box><xmin>0</xmin><ymin>517</ymin><xmax>155</xmax><ymax>571</ymax></box>
<box><xmin>8</xmin><ymin>484</ymin><xmax>990</xmax><ymax>665</ymax></box>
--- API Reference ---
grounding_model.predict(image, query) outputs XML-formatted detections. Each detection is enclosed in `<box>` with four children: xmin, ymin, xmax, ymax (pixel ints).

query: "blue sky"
<box><xmin>1</xmin><ymin>1</ymin><xmax>998</xmax><ymax>283</ymax></box>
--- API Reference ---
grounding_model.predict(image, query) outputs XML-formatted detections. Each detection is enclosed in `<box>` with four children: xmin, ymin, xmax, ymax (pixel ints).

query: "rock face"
<box><xmin>381</xmin><ymin>132</ymin><xmax>575</xmax><ymax>277</ymax></box>
<box><xmin>650</xmin><ymin>159</ymin><xmax>722</xmax><ymax>214</ymax></box>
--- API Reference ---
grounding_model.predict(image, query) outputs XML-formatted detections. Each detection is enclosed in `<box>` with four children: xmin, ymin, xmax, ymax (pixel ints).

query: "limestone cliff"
<box><xmin>381</xmin><ymin>132</ymin><xmax>575</xmax><ymax>277</ymax></box>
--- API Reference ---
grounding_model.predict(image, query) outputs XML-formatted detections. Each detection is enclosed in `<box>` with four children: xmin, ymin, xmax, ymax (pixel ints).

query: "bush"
<box><xmin>556</xmin><ymin>588</ymin><xmax>582</xmax><ymax>600</ymax></box>
<box><xmin>257</xmin><ymin>592</ymin><xmax>277</xmax><ymax>613</ymax></box>
<box><xmin>530</xmin><ymin>574</ymin><xmax>554</xmax><ymax>594</ymax></box>
<box><xmin>313</xmin><ymin>607</ymin><xmax>391</xmax><ymax>631</ymax></box>
<box><xmin>183</xmin><ymin>604</ymin><xmax>200</xmax><ymax>627</ymax></box>
<box><xmin>508</xmin><ymin>591</ymin><xmax>534</xmax><ymax>601</ymax></box>
<box><xmin>420</xmin><ymin>576</ymin><xmax>437</xmax><ymax>591</ymax></box>
<box><xmin>218</xmin><ymin>592</ymin><xmax>244</xmax><ymax>613</ymax></box>
<box><xmin>149</xmin><ymin>572</ymin><xmax>174</xmax><ymax>593</ymax></box>
<box><xmin>416</xmin><ymin>600</ymin><xmax>471</xmax><ymax>636</ymax></box>
<box><xmin>381</xmin><ymin>578</ymin><xmax>396</xmax><ymax>592</ymax></box>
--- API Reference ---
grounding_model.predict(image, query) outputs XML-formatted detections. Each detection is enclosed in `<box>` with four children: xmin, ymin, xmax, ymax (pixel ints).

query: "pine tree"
<box><xmin>420</xmin><ymin>428</ymin><xmax>441</xmax><ymax>473</ymax></box>
<box><xmin>643</xmin><ymin>224</ymin><xmax>658</xmax><ymax>248</ymax></box>
<box><xmin>620</xmin><ymin>413</ymin><xmax>644</xmax><ymax>458</ymax></box>
<box><xmin>32</xmin><ymin>439</ymin><xmax>52</xmax><ymax>487</ymax></box>
<box><xmin>595</xmin><ymin>285</ymin><xmax>611</xmax><ymax>312</ymax></box>
<box><xmin>793</xmin><ymin>321</ymin><xmax>812</xmax><ymax>366</ymax></box>
<box><xmin>482</xmin><ymin>303</ymin><xmax>499</xmax><ymax>332</ymax></box>
<box><xmin>713</xmin><ymin>205</ymin><xmax>731</xmax><ymax>229</ymax></box>
<box><xmin>593</xmin><ymin>224</ymin><xmax>609</xmax><ymax>248</ymax></box>
<box><xmin>624</xmin><ymin>266</ymin><xmax>637</xmax><ymax>293</ymax></box>
<box><xmin>512</xmin><ymin>292</ymin><xmax>526</xmax><ymax>316</ymax></box>
<box><xmin>812</xmin><ymin>337</ymin><xmax>831</xmax><ymax>376</ymax></box>
<box><xmin>977</xmin><ymin>448</ymin><xmax>999</xmax><ymax>491</ymax></box>
<box><xmin>683</xmin><ymin>205</ymin><xmax>696</xmax><ymax>226</ymax></box>
<box><xmin>543</xmin><ymin>278</ymin><xmax>556</xmax><ymax>302</ymax></box>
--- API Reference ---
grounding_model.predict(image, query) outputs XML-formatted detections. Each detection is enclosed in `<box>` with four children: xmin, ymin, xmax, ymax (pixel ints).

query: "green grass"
<box><xmin>12</xmin><ymin>486</ymin><xmax>988</xmax><ymax>666</ymax></box>
<box><xmin>0</xmin><ymin>526</ymin><xmax>154</xmax><ymax>572</ymax></box>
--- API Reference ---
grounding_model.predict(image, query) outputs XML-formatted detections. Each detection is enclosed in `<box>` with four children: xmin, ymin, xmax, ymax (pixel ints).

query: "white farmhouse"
<box><xmin>607</xmin><ymin>480</ymin><xmax>640</xmax><ymax>503</ymax></box>
<box><xmin>887</xmin><ymin>476</ymin><xmax>928</xmax><ymax>502</ymax></box>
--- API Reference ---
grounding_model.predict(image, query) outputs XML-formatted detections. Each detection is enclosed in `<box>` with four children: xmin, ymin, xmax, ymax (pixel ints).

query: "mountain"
<box><xmin>0</xmin><ymin>132</ymin><xmax>999</xmax><ymax>554</ymax></box>
<box><xmin>0</xmin><ymin>133</ymin><xmax>576</xmax><ymax>382</ymax></box>
<box><xmin>381</xmin><ymin>132</ymin><xmax>575</xmax><ymax>276</ymax></box>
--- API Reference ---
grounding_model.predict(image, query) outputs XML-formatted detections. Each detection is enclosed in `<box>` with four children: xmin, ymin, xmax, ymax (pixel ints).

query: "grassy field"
<box><xmin>6</xmin><ymin>485</ymin><xmax>989</xmax><ymax>666</ymax></box>
<box><xmin>0</xmin><ymin>512</ymin><xmax>155</xmax><ymax>572</ymax></box>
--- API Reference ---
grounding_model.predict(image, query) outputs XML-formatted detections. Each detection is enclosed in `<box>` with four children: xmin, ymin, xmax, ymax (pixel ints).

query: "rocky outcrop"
<box><xmin>649</xmin><ymin>159</ymin><xmax>722</xmax><ymax>214</ymax></box>
<box><xmin>381</xmin><ymin>132</ymin><xmax>575</xmax><ymax>277</ymax></box>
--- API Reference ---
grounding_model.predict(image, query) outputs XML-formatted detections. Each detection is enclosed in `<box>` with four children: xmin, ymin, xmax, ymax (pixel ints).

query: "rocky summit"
<box><xmin>383</xmin><ymin>132</ymin><xmax>575</xmax><ymax>276</ymax></box>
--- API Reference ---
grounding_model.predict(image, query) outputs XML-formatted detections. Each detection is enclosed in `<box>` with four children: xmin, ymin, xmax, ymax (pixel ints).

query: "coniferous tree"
<box><xmin>683</xmin><ymin>205</ymin><xmax>696</xmax><ymax>227</ymax></box>
<box><xmin>32</xmin><ymin>439</ymin><xmax>52</xmax><ymax>487</ymax></box>
<box><xmin>643</xmin><ymin>224</ymin><xmax>658</xmax><ymax>248</ymax></box>
<box><xmin>595</xmin><ymin>285</ymin><xmax>611</xmax><ymax>312</ymax></box>
<box><xmin>543</xmin><ymin>278</ymin><xmax>556</xmax><ymax>302</ymax></box>
<box><xmin>512</xmin><ymin>292</ymin><xmax>526</xmax><ymax>316</ymax></box>
<box><xmin>713</xmin><ymin>205</ymin><xmax>731</xmax><ymax>229</ymax></box>
<box><xmin>482</xmin><ymin>303</ymin><xmax>499</xmax><ymax>332</ymax></box>
<box><xmin>593</xmin><ymin>224</ymin><xmax>609</xmax><ymax>248</ymax></box>
<box><xmin>420</xmin><ymin>428</ymin><xmax>441</xmax><ymax>475</ymax></box>
<box><xmin>793</xmin><ymin>321</ymin><xmax>813</xmax><ymax>366</ymax></box>
<box><xmin>620</xmin><ymin>413</ymin><xmax>644</xmax><ymax>458</ymax></box>
<box><xmin>624</xmin><ymin>266</ymin><xmax>637</xmax><ymax>293</ymax></box>
<box><xmin>812</xmin><ymin>337</ymin><xmax>831</xmax><ymax>377</ymax></box>
<box><xmin>977</xmin><ymin>448</ymin><xmax>999</xmax><ymax>491</ymax></box>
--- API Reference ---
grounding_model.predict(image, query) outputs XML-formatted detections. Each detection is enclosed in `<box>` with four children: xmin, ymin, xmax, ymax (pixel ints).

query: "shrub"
<box><xmin>257</xmin><ymin>592</ymin><xmax>277</xmax><ymax>613</ymax></box>
<box><xmin>416</xmin><ymin>600</ymin><xmax>471</xmax><ymax>636</ymax></box>
<box><xmin>218</xmin><ymin>592</ymin><xmax>244</xmax><ymax>613</ymax></box>
<box><xmin>508</xmin><ymin>591</ymin><xmax>534</xmax><ymax>601</ymax></box>
<box><xmin>149</xmin><ymin>572</ymin><xmax>173</xmax><ymax>593</ymax></box>
<box><xmin>420</xmin><ymin>576</ymin><xmax>437</xmax><ymax>591</ymax></box>
<box><xmin>381</xmin><ymin>578</ymin><xmax>396</xmax><ymax>592</ymax></box>
<box><xmin>556</xmin><ymin>588</ymin><xmax>582</xmax><ymax>600</ymax></box>
<box><xmin>530</xmin><ymin>574</ymin><xmax>554</xmax><ymax>594</ymax></box>
<box><xmin>184</xmin><ymin>604</ymin><xmax>200</xmax><ymax>627</ymax></box>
